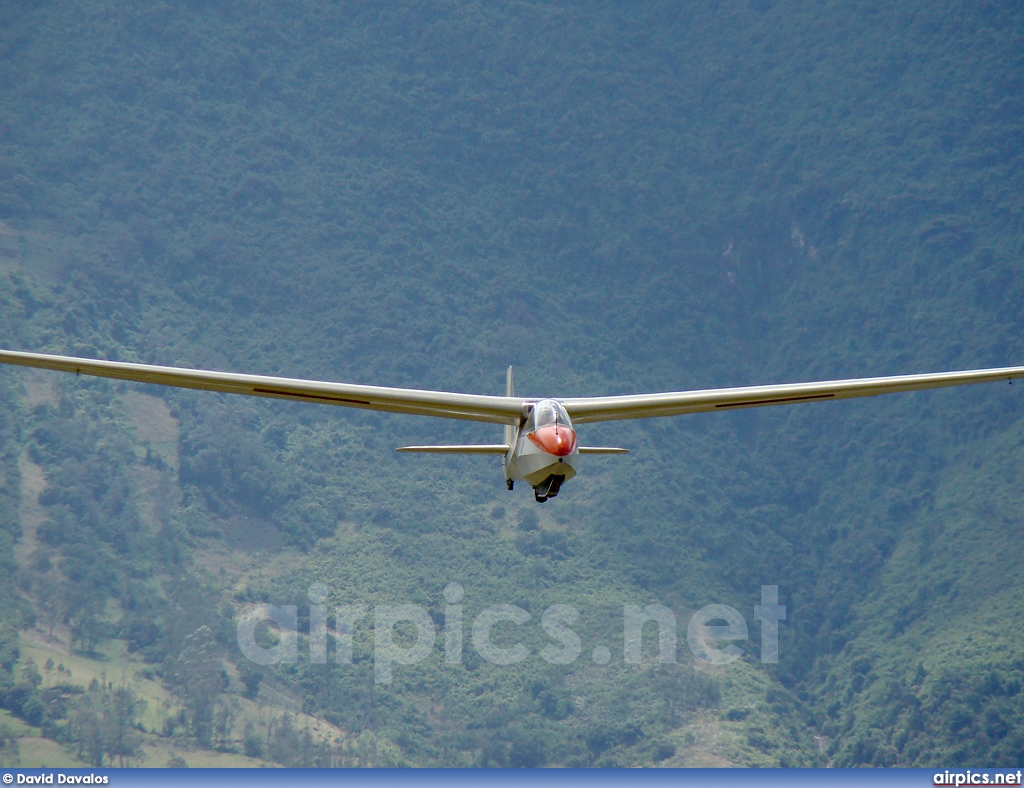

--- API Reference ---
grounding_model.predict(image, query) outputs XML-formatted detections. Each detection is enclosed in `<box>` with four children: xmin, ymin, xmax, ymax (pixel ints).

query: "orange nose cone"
<box><xmin>528</xmin><ymin>425</ymin><xmax>577</xmax><ymax>457</ymax></box>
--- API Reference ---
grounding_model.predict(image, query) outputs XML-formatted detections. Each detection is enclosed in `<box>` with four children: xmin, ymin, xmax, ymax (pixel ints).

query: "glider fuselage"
<box><xmin>503</xmin><ymin>399</ymin><xmax>579</xmax><ymax>502</ymax></box>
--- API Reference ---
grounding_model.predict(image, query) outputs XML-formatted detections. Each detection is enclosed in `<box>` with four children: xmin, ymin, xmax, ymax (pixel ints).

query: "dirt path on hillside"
<box><xmin>15</xmin><ymin>453</ymin><xmax>47</xmax><ymax>569</ymax></box>
<box><xmin>122</xmin><ymin>391</ymin><xmax>179</xmax><ymax>471</ymax></box>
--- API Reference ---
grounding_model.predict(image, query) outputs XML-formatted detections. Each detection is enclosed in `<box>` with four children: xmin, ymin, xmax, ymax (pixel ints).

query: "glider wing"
<box><xmin>562</xmin><ymin>366</ymin><xmax>1024</xmax><ymax>424</ymax></box>
<box><xmin>0</xmin><ymin>349</ymin><xmax>523</xmax><ymax>425</ymax></box>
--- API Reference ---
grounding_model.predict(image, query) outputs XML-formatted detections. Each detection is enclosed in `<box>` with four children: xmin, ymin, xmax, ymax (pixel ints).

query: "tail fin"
<box><xmin>504</xmin><ymin>366</ymin><xmax>515</xmax><ymax>448</ymax></box>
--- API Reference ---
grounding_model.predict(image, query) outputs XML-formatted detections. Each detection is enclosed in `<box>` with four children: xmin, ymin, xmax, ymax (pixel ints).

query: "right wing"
<box><xmin>562</xmin><ymin>366</ymin><xmax>1024</xmax><ymax>423</ymax></box>
<box><xmin>0</xmin><ymin>349</ymin><xmax>524</xmax><ymax>425</ymax></box>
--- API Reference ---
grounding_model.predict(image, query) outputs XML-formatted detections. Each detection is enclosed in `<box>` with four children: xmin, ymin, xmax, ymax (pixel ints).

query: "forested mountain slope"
<box><xmin>0</xmin><ymin>0</ymin><xmax>1022</xmax><ymax>766</ymax></box>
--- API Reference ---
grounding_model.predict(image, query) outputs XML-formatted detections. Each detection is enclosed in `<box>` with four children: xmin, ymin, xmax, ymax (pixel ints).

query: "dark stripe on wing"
<box><xmin>715</xmin><ymin>393</ymin><xmax>835</xmax><ymax>409</ymax></box>
<box><xmin>253</xmin><ymin>387</ymin><xmax>371</xmax><ymax>405</ymax></box>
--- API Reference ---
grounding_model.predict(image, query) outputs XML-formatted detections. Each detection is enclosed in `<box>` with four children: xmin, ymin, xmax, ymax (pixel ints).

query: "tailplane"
<box><xmin>396</xmin><ymin>445</ymin><xmax>509</xmax><ymax>454</ymax></box>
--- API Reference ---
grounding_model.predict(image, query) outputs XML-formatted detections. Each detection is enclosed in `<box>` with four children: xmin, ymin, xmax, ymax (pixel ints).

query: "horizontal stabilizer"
<box><xmin>397</xmin><ymin>444</ymin><xmax>510</xmax><ymax>454</ymax></box>
<box><xmin>578</xmin><ymin>446</ymin><xmax>630</xmax><ymax>455</ymax></box>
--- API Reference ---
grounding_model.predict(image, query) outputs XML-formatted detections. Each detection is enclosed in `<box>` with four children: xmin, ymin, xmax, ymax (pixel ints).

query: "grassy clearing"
<box><xmin>16</xmin><ymin>737</ymin><xmax>86</xmax><ymax>768</ymax></box>
<box><xmin>15</xmin><ymin>630</ymin><xmax>346</xmax><ymax>767</ymax></box>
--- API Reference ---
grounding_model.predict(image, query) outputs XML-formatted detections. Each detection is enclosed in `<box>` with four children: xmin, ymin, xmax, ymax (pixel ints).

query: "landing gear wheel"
<box><xmin>532</xmin><ymin>474</ymin><xmax>565</xmax><ymax>503</ymax></box>
<box><xmin>506</xmin><ymin>479</ymin><xmax>514</xmax><ymax>491</ymax></box>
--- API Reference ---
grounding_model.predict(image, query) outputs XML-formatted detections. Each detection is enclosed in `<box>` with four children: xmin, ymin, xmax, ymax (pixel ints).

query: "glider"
<box><xmin>1</xmin><ymin>348</ymin><xmax>1022</xmax><ymax>502</ymax></box>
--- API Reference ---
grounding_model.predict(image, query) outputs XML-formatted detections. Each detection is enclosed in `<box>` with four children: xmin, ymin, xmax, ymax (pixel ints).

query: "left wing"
<box><xmin>562</xmin><ymin>366</ymin><xmax>1024</xmax><ymax>423</ymax></box>
<box><xmin>396</xmin><ymin>445</ymin><xmax>510</xmax><ymax>454</ymax></box>
<box><xmin>0</xmin><ymin>349</ymin><xmax>523</xmax><ymax>425</ymax></box>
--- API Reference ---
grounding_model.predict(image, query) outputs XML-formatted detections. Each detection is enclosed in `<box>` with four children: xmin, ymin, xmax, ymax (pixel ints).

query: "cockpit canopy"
<box><xmin>525</xmin><ymin>400</ymin><xmax>576</xmax><ymax>457</ymax></box>
<box><xmin>528</xmin><ymin>399</ymin><xmax>573</xmax><ymax>432</ymax></box>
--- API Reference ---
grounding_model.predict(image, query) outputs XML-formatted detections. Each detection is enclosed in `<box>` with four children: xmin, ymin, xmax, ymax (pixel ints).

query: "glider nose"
<box><xmin>528</xmin><ymin>424</ymin><xmax>577</xmax><ymax>456</ymax></box>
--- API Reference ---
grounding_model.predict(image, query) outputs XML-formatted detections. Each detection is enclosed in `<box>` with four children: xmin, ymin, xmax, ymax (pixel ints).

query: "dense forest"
<box><xmin>0</xmin><ymin>0</ymin><xmax>1022</xmax><ymax>767</ymax></box>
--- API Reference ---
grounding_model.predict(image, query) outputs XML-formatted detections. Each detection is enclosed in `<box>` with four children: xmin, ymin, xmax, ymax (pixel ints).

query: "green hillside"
<box><xmin>0</xmin><ymin>0</ymin><xmax>1022</xmax><ymax>767</ymax></box>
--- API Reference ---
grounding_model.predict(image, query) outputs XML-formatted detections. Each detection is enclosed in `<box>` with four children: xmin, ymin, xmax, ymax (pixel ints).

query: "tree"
<box><xmin>0</xmin><ymin>724</ymin><xmax>19</xmax><ymax>768</ymax></box>
<box><xmin>237</xmin><ymin>661</ymin><xmax>262</xmax><ymax>701</ymax></box>
<box><xmin>172</xmin><ymin>626</ymin><xmax>225</xmax><ymax>747</ymax></box>
<box><xmin>63</xmin><ymin>586</ymin><xmax>104</xmax><ymax>654</ymax></box>
<box><xmin>242</xmin><ymin>721</ymin><xmax>263</xmax><ymax>759</ymax></box>
<box><xmin>35</xmin><ymin>578</ymin><xmax>65</xmax><ymax>639</ymax></box>
<box><xmin>67</xmin><ymin>680</ymin><xmax>146</xmax><ymax>767</ymax></box>
<box><xmin>105</xmin><ymin>684</ymin><xmax>146</xmax><ymax>767</ymax></box>
<box><xmin>67</xmin><ymin>691</ymin><xmax>105</xmax><ymax>767</ymax></box>
<box><xmin>20</xmin><ymin>657</ymin><xmax>41</xmax><ymax>688</ymax></box>
<box><xmin>213</xmin><ymin>700</ymin><xmax>236</xmax><ymax>751</ymax></box>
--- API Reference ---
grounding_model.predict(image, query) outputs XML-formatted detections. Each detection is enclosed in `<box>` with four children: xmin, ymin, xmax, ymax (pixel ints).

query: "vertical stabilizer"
<box><xmin>504</xmin><ymin>366</ymin><xmax>515</xmax><ymax>447</ymax></box>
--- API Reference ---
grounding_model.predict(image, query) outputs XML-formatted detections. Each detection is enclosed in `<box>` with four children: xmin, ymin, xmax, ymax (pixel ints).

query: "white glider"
<box><xmin>1</xmin><ymin>348</ymin><xmax>1021</xmax><ymax>502</ymax></box>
